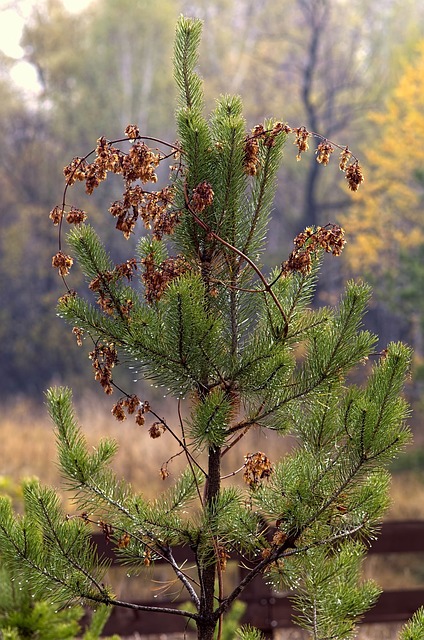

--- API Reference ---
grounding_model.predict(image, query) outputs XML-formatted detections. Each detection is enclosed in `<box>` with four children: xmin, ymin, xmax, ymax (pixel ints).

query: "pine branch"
<box><xmin>241</xmin><ymin>129</ymin><xmax>286</xmax><ymax>260</ymax></box>
<box><xmin>161</xmin><ymin>546</ymin><xmax>201</xmax><ymax>609</ymax></box>
<box><xmin>173</xmin><ymin>17</ymin><xmax>204</xmax><ymax>112</ymax></box>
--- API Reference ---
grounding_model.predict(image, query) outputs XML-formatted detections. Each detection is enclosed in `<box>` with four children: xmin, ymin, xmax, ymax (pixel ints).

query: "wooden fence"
<box><xmin>90</xmin><ymin>521</ymin><xmax>424</xmax><ymax>637</ymax></box>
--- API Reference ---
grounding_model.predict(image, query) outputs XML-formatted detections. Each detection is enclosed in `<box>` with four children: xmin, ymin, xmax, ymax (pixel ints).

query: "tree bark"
<box><xmin>198</xmin><ymin>445</ymin><xmax>221</xmax><ymax>640</ymax></box>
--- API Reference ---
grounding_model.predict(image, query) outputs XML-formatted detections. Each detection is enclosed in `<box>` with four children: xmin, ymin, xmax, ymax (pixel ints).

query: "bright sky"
<box><xmin>0</xmin><ymin>0</ymin><xmax>94</xmax><ymax>93</ymax></box>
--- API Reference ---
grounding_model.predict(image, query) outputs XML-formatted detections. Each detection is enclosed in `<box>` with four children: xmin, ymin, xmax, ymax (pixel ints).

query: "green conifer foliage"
<box><xmin>0</xmin><ymin>564</ymin><xmax>119</xmax><ymax>639</ymax></box>
<box><xmin>0</xmin><ymin>15</ymin><xmax>420</xmax><ymax>640</ymax></box>
<box><xmin>0</xmin><ymin>564</ymin><xmax>81</xmax><ymax>640</ymax></box>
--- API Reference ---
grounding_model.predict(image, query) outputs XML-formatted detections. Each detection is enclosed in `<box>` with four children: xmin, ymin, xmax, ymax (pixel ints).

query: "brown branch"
<box><xmin>101</xmin><ymin>595</ymin><xmax>199</xmax><ymax>620</ymax></box>
<box><xmin>148</xmin><ymin>407</ymin><xmax>207</xmax><ymax>479</ymax></box>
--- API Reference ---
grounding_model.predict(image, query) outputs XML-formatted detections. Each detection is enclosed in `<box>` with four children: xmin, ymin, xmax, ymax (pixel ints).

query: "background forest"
<box><xmin>1</xmin><ymin>0</ymin><xmax>424</xmax><ymax>479</ymax></box>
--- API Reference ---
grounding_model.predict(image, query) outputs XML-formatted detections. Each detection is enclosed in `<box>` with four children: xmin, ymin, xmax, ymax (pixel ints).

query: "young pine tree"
<box><xmin>0</xmin><ymin>15</ymin><xmax>421</xmax><ymax>640</ymax></box>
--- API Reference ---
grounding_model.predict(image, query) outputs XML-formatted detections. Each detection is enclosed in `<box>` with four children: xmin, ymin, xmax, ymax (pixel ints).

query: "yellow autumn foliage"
<box><xmin>344</xmin><ymin>41</ymin><xmax>424</xmax><ymax>275</ymax></box>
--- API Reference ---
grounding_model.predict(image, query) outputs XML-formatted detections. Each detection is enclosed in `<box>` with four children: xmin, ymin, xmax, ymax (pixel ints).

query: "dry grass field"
<box><xmin>0</xmin><ymin>393</ymin><xmax>297</xmax><ymax>507</ymax></box>
<box><xmin>1</xmin><ymin>393</ymin><xmax>423</xmax><ymax>518</ymax></box>
<box><xmin>0</xmin><ymin>393</ymin><xmax>179</xmax><ymax>502</ymax></box>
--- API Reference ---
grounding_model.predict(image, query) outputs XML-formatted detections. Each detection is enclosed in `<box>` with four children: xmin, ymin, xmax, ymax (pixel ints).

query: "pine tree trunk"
<box><xmin>197</xmin><ymin>445</ymin><xmax>221</xmax><ymax>640</ymax></box>
<box><xmin>197</xmin><ymin>620</ymin><xmax>217</xmax><ymax>640</ymax></box>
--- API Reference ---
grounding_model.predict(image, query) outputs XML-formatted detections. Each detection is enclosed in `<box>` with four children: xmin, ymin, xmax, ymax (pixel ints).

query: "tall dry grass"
<box><xmin>1</xmin><ymin>392</ymin><xmax>423</xmax><ymax>518</ymax></box>
<box><xmin>0</xmin><ymin>393</ymin><xmax>296</xmax><ymax>506</ymax></box>
<box><xmin>1</xmin><ymin>393</ymin><xmax>183</xmax><ymax>502</ymax></box>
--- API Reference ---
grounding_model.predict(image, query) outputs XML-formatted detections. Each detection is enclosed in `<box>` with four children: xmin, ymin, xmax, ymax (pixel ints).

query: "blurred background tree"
<box><xmin>0</xmin><ymin>0</ymin><xmax>424</xmax><ymax>401</ymax></box>
<box><xmin>344</xmin><ymin>42</ymin><xmax>424</xmax><ymax>352</ymax></box>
